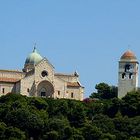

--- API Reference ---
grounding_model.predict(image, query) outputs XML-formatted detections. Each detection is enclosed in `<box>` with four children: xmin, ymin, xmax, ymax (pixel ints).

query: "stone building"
<box><xmin>118</xmin><ymin>50</ymin><xmax>139</xmax><ymax>98</ymax></box>
<box><xmin>0</xmin><ymin>48</ymin><xmax>84</xmax><ymax>100</ymax></box>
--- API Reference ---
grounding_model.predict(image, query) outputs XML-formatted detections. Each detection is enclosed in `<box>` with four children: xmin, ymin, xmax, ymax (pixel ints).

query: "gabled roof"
<box><xmin>35</xmin><ymin>58</ymin><xmax>55</xmax><ymax>69</ymax></box>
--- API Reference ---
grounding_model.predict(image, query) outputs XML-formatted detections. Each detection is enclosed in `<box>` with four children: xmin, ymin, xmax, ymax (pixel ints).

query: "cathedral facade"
<box><xmin>0</xmin><ymin>48</ymin><xmax>84</xmax><ymax>100</ymax></box>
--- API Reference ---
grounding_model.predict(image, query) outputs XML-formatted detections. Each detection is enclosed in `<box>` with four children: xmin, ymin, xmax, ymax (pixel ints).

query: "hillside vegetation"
<box><xmin>0</xmin><ymin>88</ymin><xmax>140</xmax><ymax>139</ymax></box>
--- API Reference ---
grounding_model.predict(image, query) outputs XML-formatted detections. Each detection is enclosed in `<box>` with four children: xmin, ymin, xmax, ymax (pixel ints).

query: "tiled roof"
<box><xmin>67</xmin><ymin>82</ymin><xmax>81</xmax><ymax>87</ymax></box>
<box><xmin>0</xmin><ymin>77</ymin><xmax>20</xmax><ymax>83</ymax></box>
<box><xmin>0</xmin><ymin>69</ymin><xmax>23</xmax><ymax>73</ymax></box>
<box><xmin>121</xmin><ymin>50</ymin><xmax>137</xmax><ymax>60</ymax></box>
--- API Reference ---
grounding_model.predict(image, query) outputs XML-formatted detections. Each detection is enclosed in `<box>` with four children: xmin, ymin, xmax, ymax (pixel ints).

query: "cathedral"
<box><xmin>118</xmin><ymin>50</ymin><xmax>139</xmax><ymax>98</ymax></box>
<box><xmin>0</xmin><ymin>48</ymin><xmax>84</xmax><ymax>100</ymax></box>
<box><xmin>0</xmin><ymin>48</ymin><xmax>138</xmax><ymax>100</ymax></box>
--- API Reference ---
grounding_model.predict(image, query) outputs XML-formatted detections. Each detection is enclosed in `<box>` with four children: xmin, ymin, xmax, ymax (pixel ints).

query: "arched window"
<box><xmin>58</xmin><ymin>91</ymin><xmax>60</xmax><ymax>96</ymax></box>
<box><xmin>71</xmin><ymin>92</ymin><xmax>74</xmax><ymax>98</ymax></box>
<box><xmin>27</xmin><ymin>88</ymin><xmax>30</xmax><ymax>92</ymax></box>
<box><xmin>2</xmin><ymin>88</ymin><xmax>5</xmax><ymax>94</ymax></box>
<box><xmin>129</xmin><ymin>73</ymin><xmax>133</xmax><ymax>79</ymax></box>
<box><xmin>122</xmin><ymin>73</ymin><xmax>126</xmax><ymax>79</ymax></box>
<box><xmin>125</xmin><ymin>64</ymin><xmax>131</xmax><ymax>72</ymax></box>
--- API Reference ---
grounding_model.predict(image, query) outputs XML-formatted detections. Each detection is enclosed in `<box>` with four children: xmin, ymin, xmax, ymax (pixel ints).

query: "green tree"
<box><xmin>5</xmin><ymin>108</ymin><xmax>44</xmax><ymax>139</ymax></box>
<box><xmin>90</xmin><ymin>83</ymin><xmax>118</xmax><ymax>99</ymax></box>
<box><xmin>0</xmin><ymin>122</ymin><xmax>26</xmax><ymax>140</ymax></box>
<box><xmin>92</xmin><ymin>114</ymin><xmax>115</xmax><ymax>134</ymax></box>
<box><xmin>129</xmin><ymin>137</ymin><xmax>140</xmax><ymax>140</ymax></box>
<box><xmin>5</xmin><ymin>126</ymin><xmax>26</xmax><ymax>140</ymax></box>
<box><xmin>43</xmin><ymin>131</ymin><xmax>59</xmax><ymax>140</ymax></box>
<box><xmin>81</xmin><ymin>124</ymin><xmax>102</xmax><ymax>140</ymax></box>
<box><xmin>121</xmin><ymin>91</ymin><xmax>140</xmax><ymax>117</ymax></box>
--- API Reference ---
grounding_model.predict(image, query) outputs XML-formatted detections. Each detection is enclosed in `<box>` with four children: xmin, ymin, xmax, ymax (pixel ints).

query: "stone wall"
<box><xmin>20</xmin><ymin>74</ymin><xmax>35</xmax><ymax>96</ymax></box>
<box><xmin>0</xmin><ymin>83</ymin><xmax>15</xmax><ymax>96</ymax></box>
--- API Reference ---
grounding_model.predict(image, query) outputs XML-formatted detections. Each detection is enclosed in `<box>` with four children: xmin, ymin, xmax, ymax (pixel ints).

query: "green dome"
<box><xmin>25</xmin><ymin>47</ymin><xmax>43</xmax><ymax>65</ymax></box>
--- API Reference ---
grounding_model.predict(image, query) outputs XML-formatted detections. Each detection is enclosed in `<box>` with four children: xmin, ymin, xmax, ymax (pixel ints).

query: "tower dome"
<box><xmin>24</xmin><ymin>47</ymin><xmax>43</xmax><ymax>72</ymax></box>
<box><xmin>120</xmin><ymin>50</ymin><xmax>137</xmax><ymax>60</ymax></box>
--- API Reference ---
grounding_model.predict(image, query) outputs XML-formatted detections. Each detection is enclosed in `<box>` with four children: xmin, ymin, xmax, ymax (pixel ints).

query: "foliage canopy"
<box><xmin>0</xmin><ymin>88</ymin><xmax>140</xmax><ymax>139</ymax></box>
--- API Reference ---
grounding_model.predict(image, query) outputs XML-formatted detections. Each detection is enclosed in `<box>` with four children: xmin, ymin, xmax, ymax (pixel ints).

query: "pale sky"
<box><xmin>0</xmin><ymin>0</ymin><xmax>140</xmax><ymax>97</ymax></box>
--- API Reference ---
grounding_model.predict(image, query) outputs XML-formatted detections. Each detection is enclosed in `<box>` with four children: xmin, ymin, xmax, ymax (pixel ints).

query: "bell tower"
<box><xmin>118</xmin><ymin>50</ymin><xmax>139</xmax><ymax>98</ymax></box>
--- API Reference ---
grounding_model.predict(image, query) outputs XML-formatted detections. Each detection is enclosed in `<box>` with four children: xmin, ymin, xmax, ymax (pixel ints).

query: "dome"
<box><xmin>120</xmin><ymin>50</ymin><xmax>137</xmax><ymax>60</ymax></box>
<box><xmin>25</xmin><ymin>47</ymin><xmax>43</xmax><ymax>65</ymax></box>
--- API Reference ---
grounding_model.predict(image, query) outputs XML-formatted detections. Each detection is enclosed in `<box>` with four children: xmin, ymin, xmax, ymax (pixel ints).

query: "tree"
<box><xmin>5</xmin><ymin>108</ymin><xmax>44</xmax><ymax>139</ymax></box>
<box><xmin>121</xmin><ymin>91</ymin><xmax>140</xmax><ymax>117</ymax></box>
<box><xmin>81</xmin><ymin>124</ymin><xmax>102</xmax><ymax>140</ymax></box>
<box><xmin>43</xmin><ymin>131</ymin><xmax>59</xmax><ymax>140</ymax></box>
<box><xmin>90</xmin><ymin>83</ymin><xmax>118</xmax><ymax>99</ymax></box>
<box><xmin>92</xmin><ymin>114</ymin><xmax>115</xmax><ymax>134</ymax></box>
<box><xmin>0</xmin><ymin>122</ymin><xmax>26</xmax><ymax>140</ymax></box>
<box><xmin>5</xmin><ymin>126</ymin><xmax>26</xmax><ymax>140</ymax></box>
<box><xmin>0</xmin><ymin>92</ymin><xmax>140</xmax><ymax>139</ymax></box>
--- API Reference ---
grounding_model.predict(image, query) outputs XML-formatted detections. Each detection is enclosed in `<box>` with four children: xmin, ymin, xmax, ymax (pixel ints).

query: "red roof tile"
<box><xmin>121</xmin><ymin>50</ymin><xmax>137</xmax><ymax>60</ymax></box>
<box><xmin>0</xmin><ymin>77</ymin><xmax>20</xmax><ymax>83</ymax></box>
<box><xmin>0</xmin><ymin>69</ymin><xmax>23</xmax><ymax>73</ymax></box>
<box><xmin>67</xmin><ymin>82</ymin><xmax>81</xmax><ymax>87</ymax></box>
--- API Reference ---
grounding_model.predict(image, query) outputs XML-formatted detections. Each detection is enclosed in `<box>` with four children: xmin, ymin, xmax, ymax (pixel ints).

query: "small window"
<box><xmin>122</xmin><ymin>73</ymin><xmax>126</xmax><ymax>79</ymax></box>
<box><xmin>129</xmin><ymin>73</ymin><xmax>133</xmax><ymax>79</ymax></box>
<box><xmin>27</xmin><ymin>88</ymin><xmax>30</xmax><ymax>92</ymax></box>
<box><xmin>2</xmin><ymin>88</ymin><xmax>5</xmax><ymax>94</ymax></box>
<box><xmin>58</xmin><ymin>91</ymin><xmax>60</xmax><ymax>96</ymax></box>
<box><xmin>71</xmin><ymin>92</ymin><xmax>74</xmax><ymax>98</ymax></box>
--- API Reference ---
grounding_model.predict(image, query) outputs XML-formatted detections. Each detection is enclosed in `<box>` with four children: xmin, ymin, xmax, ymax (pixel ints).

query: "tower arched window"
<box><xmin>125</xmin><ymin>64</ymin><xmax>131</xmax><ymax>72</ymax></box>
<box><xmin>129</xmin><ymin>73</ymin><xmax>133</xmax><ymax>79</ymax></box>
<box><xmin>122</xmin><ymin>73</ymin><xmax>126</xmax><ymax>79</ymax></box>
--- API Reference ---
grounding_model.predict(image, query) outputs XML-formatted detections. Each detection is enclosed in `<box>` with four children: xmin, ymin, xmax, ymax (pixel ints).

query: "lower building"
<box><xmin>0</xmin><ymin>48</ymin><xmax>84</xmax><ymax>100</ymax></box>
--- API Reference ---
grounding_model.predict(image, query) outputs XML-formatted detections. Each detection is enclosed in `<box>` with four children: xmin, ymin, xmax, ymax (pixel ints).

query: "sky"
<box><xmin>0</xmin><ymin>0</ymin><xmax>140</xmax><ymax>97</ymax></box>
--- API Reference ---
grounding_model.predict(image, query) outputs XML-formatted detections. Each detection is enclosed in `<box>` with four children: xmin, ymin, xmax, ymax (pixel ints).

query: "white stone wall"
<box><xmin>55</xmin><ymin>74</ymin><xmax>78</xmax><ymax>82</ymax></box>
<box><xmin>66</xmin><ymin>87</ymin><xmax>83</xmax><ymax>100</ymax></box>
<box><xmin>0</xmin><ymin>83</ymin><xmax>15</xmax><ymax>96</ymax></box>
<box><xmin>118</xmin><ymin>61</ymin><xmax>139</xmax><ymax>98</ymax></box>
<box><xmin>20</xmin><ymin>74</ymin><xmax>35</xmax><ymax>96</ymax></box>
<box><xmin>54</xmin><ymin>75</ymin><xmax>84</xmax><ymax>100</ymax></box>
<box><xmin>54</xmin><ymin>77</ymin><xmax>66</xmax><ymax>99</ymax></box>
<box><xmin>35</xmin><ymin>59</ymin><xmax>54</xmax><ymax>84</ymax></box>
<box><xmin>0</xmin><ymin>70</ymin><xmax>25</xmax><ymax>95</ymax></box>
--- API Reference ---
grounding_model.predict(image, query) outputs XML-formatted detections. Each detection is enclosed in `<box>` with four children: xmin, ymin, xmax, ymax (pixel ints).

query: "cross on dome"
<box><xmin>33</xmin><ymin>43</ymin><xmax>37</xmax><ymax>53</ymax></box>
